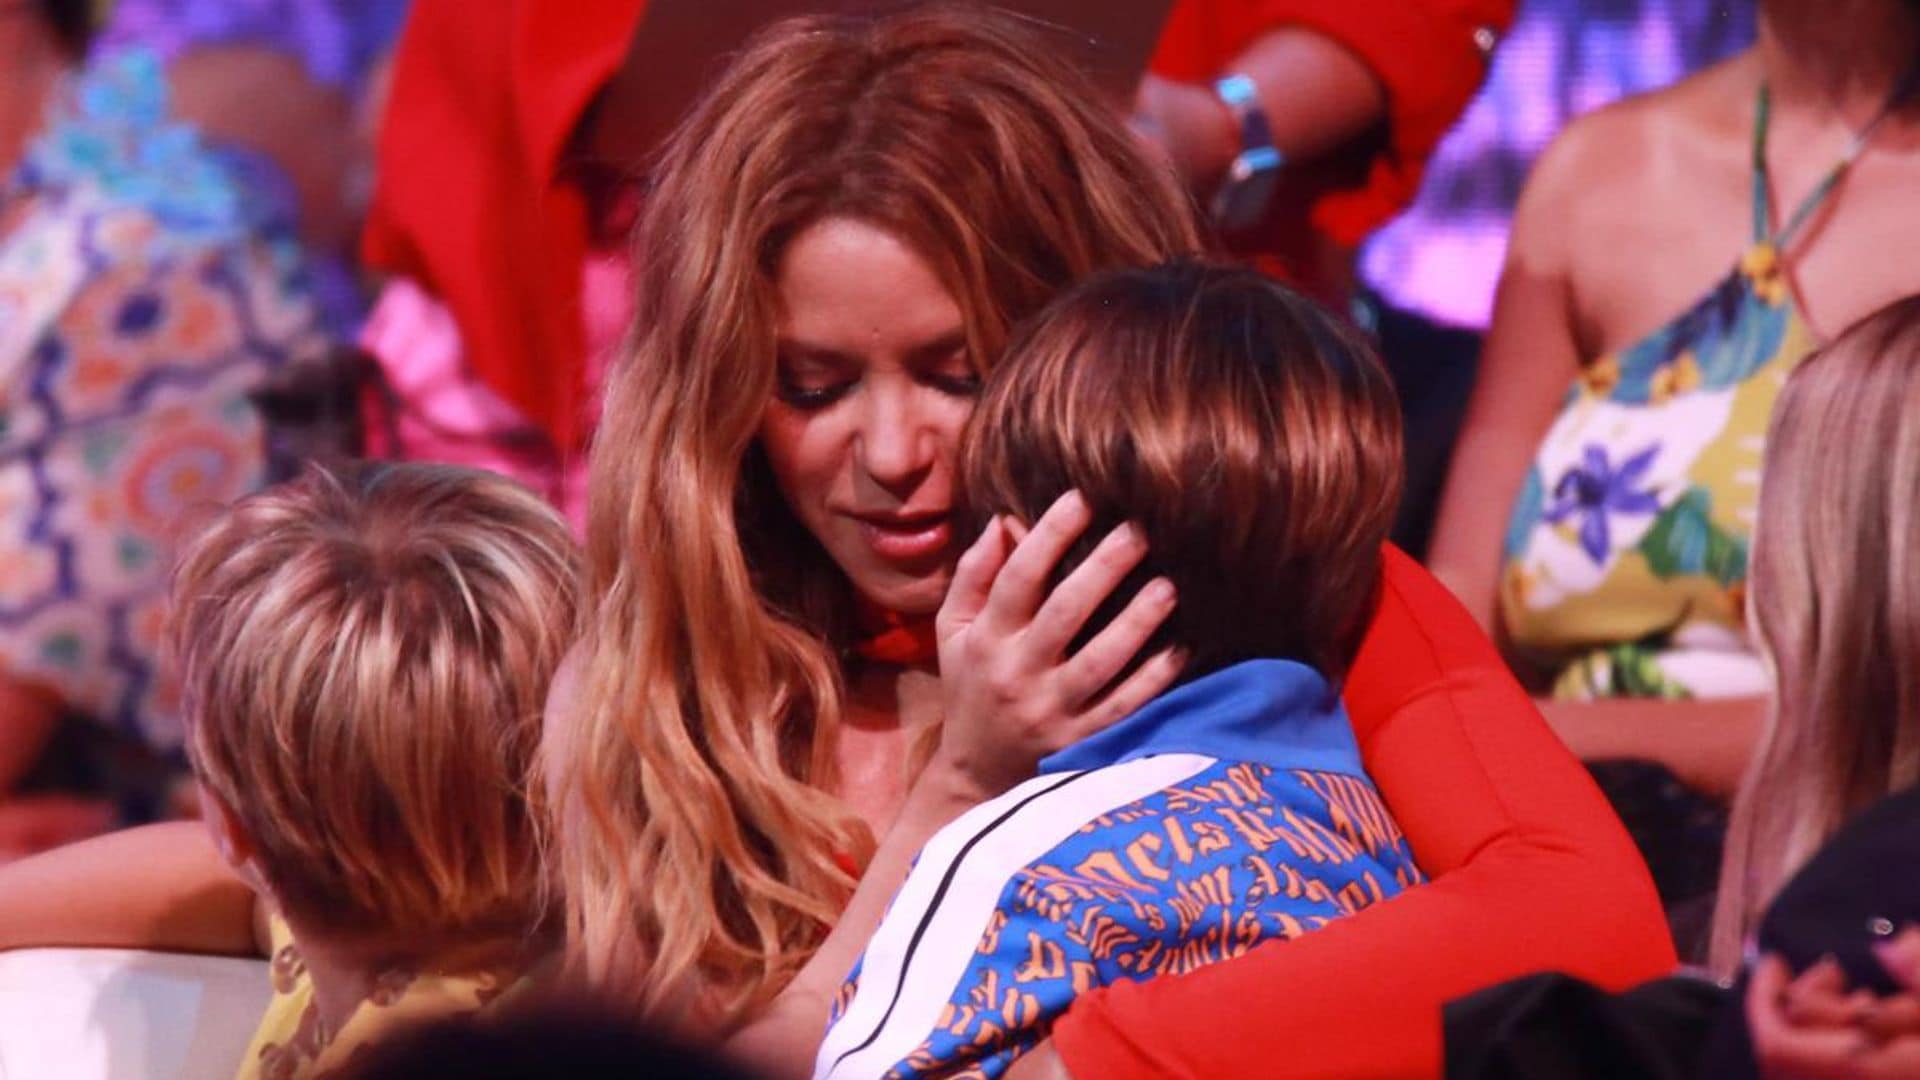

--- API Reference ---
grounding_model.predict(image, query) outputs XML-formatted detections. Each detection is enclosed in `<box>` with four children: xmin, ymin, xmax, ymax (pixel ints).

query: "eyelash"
<box><xmin>775</xmin><ymin>381</ymin><xmax>852</xmax><ymax>410</ymax></box>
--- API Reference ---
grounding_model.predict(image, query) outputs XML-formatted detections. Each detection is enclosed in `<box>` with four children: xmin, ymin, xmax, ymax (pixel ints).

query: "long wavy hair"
<box><xmin>551</xmin><ymin>6</ymin><xmax>1202</xmax><ymax>1026</ymax></box>
<box><xmin>1709</xmin><ymin>296</ymin><xmax>1920</xmax><ymax>973</ymax></box>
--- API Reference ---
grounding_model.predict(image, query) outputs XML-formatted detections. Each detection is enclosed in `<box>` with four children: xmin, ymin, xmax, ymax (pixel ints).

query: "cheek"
<box><xmin>757</xmin><ymin>406</ymin><xmax>845</xmax><ymax>512</ymax></box>
<box><xmin>928</xmin><ymin>397</ymin><xmax>976</xmax><ymax>479</ymax></box>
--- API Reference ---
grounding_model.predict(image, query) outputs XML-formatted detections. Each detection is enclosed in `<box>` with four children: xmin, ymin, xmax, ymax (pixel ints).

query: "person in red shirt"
<box><xmin>1134</xmin><ymin>0</ymin><xmax>1514</xmax><ymax>304</ymax></box>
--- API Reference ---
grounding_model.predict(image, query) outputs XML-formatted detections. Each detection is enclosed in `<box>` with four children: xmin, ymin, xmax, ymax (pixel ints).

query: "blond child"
<box><xmin>169</xmin><ymin>462</ymin><xmax>579</xmax><ymax>1078</ymax></box>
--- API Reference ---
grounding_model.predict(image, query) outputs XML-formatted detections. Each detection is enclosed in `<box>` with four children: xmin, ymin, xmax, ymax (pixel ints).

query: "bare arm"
<box><xmin>1134</xmin><ymin>28</ymin><xmax>1388</xmax><ymax>193</ymax></box>
<box><xmin>0</xmin><ymin>821</ymin><xmax>262</xmax><ymax>957</ymax></box>
<box><xmin>1544</xmin><ymin>695</ymin><xmax>1765</xmax><ymax>799</ymax></box>
<box><xmin>1426</xmin><ymin>119</ymin><xmax>1590</xmax><ymax>632</ymax></box>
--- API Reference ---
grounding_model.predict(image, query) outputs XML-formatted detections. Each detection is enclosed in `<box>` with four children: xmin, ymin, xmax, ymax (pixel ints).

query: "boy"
<box><xmin>816</xmin><ymin>263</ymin><xmax>1423</xmax><ymax>1079</ymax></box>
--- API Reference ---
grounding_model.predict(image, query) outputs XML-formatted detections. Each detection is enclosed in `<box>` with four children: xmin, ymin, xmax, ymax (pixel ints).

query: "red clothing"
<box><xmin>1151</xmin><ymin>0</ymin><xmax>1513</xmax><ymax>264</ymax></box>
<box><xmin>361</xmin><ymin>0</ymin><xmax>647</xmax><ymax>451</ymax></box>
<box><xmin>1051</xmin><ymin>546</ymin><xmax>1675</xmax><ymax>1078</ymax></box>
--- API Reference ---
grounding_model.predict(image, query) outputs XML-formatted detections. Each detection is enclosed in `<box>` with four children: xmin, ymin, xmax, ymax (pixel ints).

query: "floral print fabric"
<box><xmin>1499</xmin><ymin>229</ymin><xmax>1814</xmax><ymax>701</ymax></box>
<box><xmin>0</xmin><ymin>49</ymin><xmax>326</xmax><ymax>748</ymax></box>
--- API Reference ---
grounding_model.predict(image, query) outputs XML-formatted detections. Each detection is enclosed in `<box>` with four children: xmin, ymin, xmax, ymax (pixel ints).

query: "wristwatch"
<box><xmin>1210</xmin><ymin>73</ymin><xmax>1284</xmax><ymax>233</ymax></box>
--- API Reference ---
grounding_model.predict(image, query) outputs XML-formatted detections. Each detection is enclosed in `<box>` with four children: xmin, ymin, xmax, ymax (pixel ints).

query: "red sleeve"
<box><xmin>1049</xmin><ymin>546</ymin><xmax>1675</xmax><ymax>1078</ymax></box>
<box><xmin>1266</xmin><ymin>0</ymin><xmax>1515</xmax><ymax>244</ymax></box>
<box><xmin>1151</xmin><ymin>0</ymin><xmax>1516</xmax><ymax>247</ymax></box>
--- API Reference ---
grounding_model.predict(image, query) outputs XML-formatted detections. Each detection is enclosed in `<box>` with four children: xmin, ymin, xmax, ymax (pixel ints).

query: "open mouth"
<box><xmin>851</xmin><ymin>511</ymin><xmax>954</xmax><ymax>564</ymax></box>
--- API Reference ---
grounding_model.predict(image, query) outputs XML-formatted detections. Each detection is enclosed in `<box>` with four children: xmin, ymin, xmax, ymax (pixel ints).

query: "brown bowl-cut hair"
<box><xmin>965</xmin><ymin>261</ymin><xmax>1403</xmax><ymax>683</ymax></box>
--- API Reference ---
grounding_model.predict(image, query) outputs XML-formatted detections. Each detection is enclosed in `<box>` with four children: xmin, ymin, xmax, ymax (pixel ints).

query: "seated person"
<box><xmin>814</xmin><ymin>262</ymin><xmax>1422</xmax><ymax>1079</ymax></box>
<box><xmin>166</xmin><ymin>462</ymin><xmax>579</xmax><ymax>1078</ymax></box>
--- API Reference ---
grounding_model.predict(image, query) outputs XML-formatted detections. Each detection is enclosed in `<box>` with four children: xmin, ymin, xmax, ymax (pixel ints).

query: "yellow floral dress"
<box><xmin>235</xmin><ymin>919</ymin><xmax>522</xmax><ymax>1080</ymax></box>
<box><xmin>1499</xmin><ymin>84</ymin><xmax>1861</xmax><ymax>702</ymax></box>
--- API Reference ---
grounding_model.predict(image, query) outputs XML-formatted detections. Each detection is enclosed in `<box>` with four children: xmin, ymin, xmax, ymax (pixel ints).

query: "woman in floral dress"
<box><xmin>0</xmin><ymin>12</ymin><xmax>329</xmax><ymax>848</ymax></box>
<box><xmin>1427</xmin><ymin>0</ymin><xmax>1920</xmax><ymax>954</ymax></box>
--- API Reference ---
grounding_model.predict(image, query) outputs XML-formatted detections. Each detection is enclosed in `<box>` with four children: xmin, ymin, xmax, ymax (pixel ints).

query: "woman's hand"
<box><xmin>931</xmin><ymin>491</ymin><xmax>1184</xmax><ymax>803</ymax></box>
<box><xmin>1748</xmin><ymin>928</ymin><xmax>1920</xmax><ymax>1079</ymax></box>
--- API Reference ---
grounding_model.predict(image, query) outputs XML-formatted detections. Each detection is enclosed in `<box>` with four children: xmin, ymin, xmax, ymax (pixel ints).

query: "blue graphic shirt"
<box><xmin>814</xmin><ymin>660</ymin><xmax>1424</xmax><ymax>1079</ymax></box>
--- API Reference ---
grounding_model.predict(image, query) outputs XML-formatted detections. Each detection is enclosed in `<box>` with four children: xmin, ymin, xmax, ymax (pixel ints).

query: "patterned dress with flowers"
<box><xmin>0</xmin><ymin>49</ymin><xmax>327</xmax><ymax>751</ymax></box>
<box><xmin>1500</xmin><ymin>85</ymin><xmax>1837</xmax><ymax>703</ymax></box>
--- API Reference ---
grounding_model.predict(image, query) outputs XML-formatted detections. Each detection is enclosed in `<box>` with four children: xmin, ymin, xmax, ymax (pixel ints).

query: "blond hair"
<box><xmin>171</xmin><ymin>463</ymin><xmax>581</xmax><ymax>948</ymax></box>
<box><xmin>966</xmin><ymin>262</ymin><xmax>1402</xmax><ymax>683</ymax></box>
<box><xmin>561</xmin><ymin>6</ymin><xmax>1202</xmax><ymax>1024</ymax></box>
<box><xmin>1710</xmin><ymin>296</ymin><xmax>1920</xmax><ymax>973</ymax></box>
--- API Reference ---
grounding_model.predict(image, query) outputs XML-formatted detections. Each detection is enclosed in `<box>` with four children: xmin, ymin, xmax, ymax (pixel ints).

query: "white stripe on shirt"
<box><xmin>816</xmin><ymin>753</ymin><xmax>1218</xmax><ymax>1080</ymax></box>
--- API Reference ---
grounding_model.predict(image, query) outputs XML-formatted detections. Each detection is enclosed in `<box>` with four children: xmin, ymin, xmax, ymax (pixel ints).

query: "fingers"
<box><xmin>1784</xmin><ymin>958</ymin><xmax>1870</xmax><ymax>1027</ymax></box>
<box><xmin>937</xmin><ymin>517</ymin><xmax>1010</xmax><ymax>645</ymax></box>
<box><xmin>1054</xmin><ymin>575</ymin><xmax>1178</xmax><ymax>707</ymax></box>
<box><xmin>1750</xmin><ymin>956</ymin><xmax>1872</xmax><ymax>1079</ymax></box>
<box><xmin>983</xmin><ymin>491</ymin><xmax>1092</xmax><ymax>628</ymax></box>
<box><xmin>1862</xmin><ymin>995</ymin><xmax>1920</xmax><ymax>1043</ymax></box>
<box><xmin>1875</xmin><ymin>928</ymin><xmax>1920</xmax><ymax>993</ymax></box>
<box><xmin>1076</xmin><ymin>646</ymin><xmax>1188</xmax><ymax>740</ymax></box>
<box><xmin>1024</xmin><ymin>522</ymin><xmax>1150</xmax><ymax>659</ymax></box>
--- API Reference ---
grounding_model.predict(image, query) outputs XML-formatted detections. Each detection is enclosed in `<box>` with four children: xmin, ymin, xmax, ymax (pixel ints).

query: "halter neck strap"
<box><xmin>1753</xmin><ymin>65</ymin><xmax>1920</xmax><ymax>249</ymax></box>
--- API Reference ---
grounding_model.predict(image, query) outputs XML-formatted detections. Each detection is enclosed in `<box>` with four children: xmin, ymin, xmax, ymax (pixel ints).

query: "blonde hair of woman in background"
<box><xmin>553</xmin><ymin>7</ymin><xmax>1200</xmax><ymax>1028</ymax></box>
<box><xmin>1711</xmin><ymin>296</ymin><xmax>1920</xmax><ymax>974</ymax></box>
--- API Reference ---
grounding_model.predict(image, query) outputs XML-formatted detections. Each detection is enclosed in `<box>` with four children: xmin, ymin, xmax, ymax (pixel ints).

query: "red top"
<box><xmin>1151</xmin><ymin>0</ymin><xmax>1514</xmax><ymax>268</ymax></box>
<box><xmin>360</xmin><ymin>0</ymin><xmax>648</xmax><ymax>451</ymax></box>
<box><xmin>1051</xmin><ymin>546</ymin><xmax>1676</xmax><ymax>1078</ymax></box>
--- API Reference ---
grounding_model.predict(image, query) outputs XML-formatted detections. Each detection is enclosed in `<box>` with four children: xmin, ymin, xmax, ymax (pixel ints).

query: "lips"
<box><xmin>850</xmin><ymin>510</ymin><xmax>953</xmax><ymax>564</ymax></box>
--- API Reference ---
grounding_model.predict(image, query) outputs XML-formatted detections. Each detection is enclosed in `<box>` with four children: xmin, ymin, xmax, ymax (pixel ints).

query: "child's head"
<box><xmin>170</xmin><ymin>463</ymin><xmax>581</xmax><ymax>949</ymax></box>
<box><xmin>964</xmin><ymin>261</ymin><xmax>1402</xmax><ymax>682</ymax></box>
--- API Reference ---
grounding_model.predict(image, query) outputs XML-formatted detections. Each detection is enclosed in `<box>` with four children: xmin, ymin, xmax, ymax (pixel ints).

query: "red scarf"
<box><xmin>851</xmin><ymin>598</ymin><xmax>939</xmax><ymax>667</ymax></box>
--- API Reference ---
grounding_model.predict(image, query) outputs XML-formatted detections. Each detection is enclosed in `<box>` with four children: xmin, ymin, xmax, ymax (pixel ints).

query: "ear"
<box><xmin>195</xmin><ymin>783</ymin><xmax>263</xmax><ymax>887</ymax></box>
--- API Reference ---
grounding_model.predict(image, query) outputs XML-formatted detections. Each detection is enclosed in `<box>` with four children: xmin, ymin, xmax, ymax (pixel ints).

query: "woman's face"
<box><xmin>760</xmin><ymin>217</ymin><xmax>978</xmax><ymax>616</ymax></box>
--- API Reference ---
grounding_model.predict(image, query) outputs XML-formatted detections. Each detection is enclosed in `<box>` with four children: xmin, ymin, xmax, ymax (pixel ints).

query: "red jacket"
<box><xmin>1051</xmin><ymin>546</ymin><xmax>1675</xmax><ymax>1077</ymax></box>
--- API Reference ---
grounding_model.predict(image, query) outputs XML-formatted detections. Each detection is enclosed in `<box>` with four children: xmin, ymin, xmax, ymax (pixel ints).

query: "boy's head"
<box><xmin>170</xmin><ymin>463</ymin><xmax>581</xmax><ymax>947</ymax></box>
<box><xmin>964</xmin><ymin>261</ymin><xmax>1403</xmax><ymax>682</ymax></box>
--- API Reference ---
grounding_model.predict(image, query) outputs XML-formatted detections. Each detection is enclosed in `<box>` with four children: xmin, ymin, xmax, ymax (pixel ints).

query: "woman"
<box><xmin>0</xmin><ymin>0</ymin><xmax>330</xmax><ymax>848</ymax></box>
<box><xmin>550</xmin><ymin>7</ymin><xmax>1673</xmax><ymax>1074</ymax></box>
<box><xmin>1429</xmin><ymin>3</ymin><xmax>1920</xmax><ymax>798</ymax></box>
<box><xmin>0</xmin><ymin>9</ymin><xmax>1666</xmax><ymax>1076</ymax></box>
<box><xmin>1445</xmin><ymin>297</ymin><xmax>1920</xmax><ymax>1079</ymax></box>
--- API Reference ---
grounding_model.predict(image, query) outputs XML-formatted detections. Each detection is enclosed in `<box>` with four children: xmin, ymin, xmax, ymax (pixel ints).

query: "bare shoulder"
<box><xmin>1510</xmin><ymin>55</ymin><xmax>1753</xmax><ymax>265</ymax></box>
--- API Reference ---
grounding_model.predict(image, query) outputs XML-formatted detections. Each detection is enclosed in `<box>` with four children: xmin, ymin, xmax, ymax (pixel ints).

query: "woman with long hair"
<box><xmin>1711</xmin><ymin>295</ymin><xmax>1920</xmax><ymax>972</ymax></box>
<box><xmin>0</xmin><ymin>8</ymin><xmax>1670</xmax><ymax>1076</ymax></box>
<box><xmin>549</xmin><ymin>6</ymin><xmax>1673</xmax><ymax>1071</ymax></box>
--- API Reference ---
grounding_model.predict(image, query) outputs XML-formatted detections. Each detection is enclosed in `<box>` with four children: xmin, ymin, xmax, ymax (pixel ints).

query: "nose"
<box><xmin>856</xmin><ymin>382</ymin><xmax>936</xmax><ymax>496</ymax></box>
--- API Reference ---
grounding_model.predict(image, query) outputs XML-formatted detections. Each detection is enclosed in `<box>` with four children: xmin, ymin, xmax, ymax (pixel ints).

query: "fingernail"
<box><xmin>1119</xmin><ymin>521</ymin><xmax>1147</xmax><ymax>548</ymax></box>
<box><xmin>1144</xmin><ymin>578</ymin><xmax>1175</xmax><ymax>604</ymax></box>
<box><xmin>1061</xmin><ymin>489</ymin><xmax>1087</xmax><ymax>515</ymax></box>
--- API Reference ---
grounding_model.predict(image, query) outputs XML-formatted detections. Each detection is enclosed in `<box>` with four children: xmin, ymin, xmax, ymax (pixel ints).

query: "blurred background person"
<box><xmin>0</xmin><ymin>0</ymin><xmax>342</xmax><ymax>855</ymax></box>
<box><xmin>1428</xmin><ymin>0</ymin><xmax>1920</xmax><ymax>957</ymax></box>
<box><xmin>97</xmin><ymin>0</ymin><xmax>410</xmax><ymax>334</ymax></box>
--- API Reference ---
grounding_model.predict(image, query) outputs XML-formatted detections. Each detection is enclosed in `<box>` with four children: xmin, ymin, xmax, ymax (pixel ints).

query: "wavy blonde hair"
<box><xmin>555</xmin><ymin>6</ymin><xmax>1202</xmax><ymax>1025</ymax></box>
<box><xmin>171</xmin><ymin>463</ymin><xmax>580</xmax><ymax>948</ymax></box>
<box><xmin>1710</xmin><ymin>296</ymin><xmax>1920</xmax><ymax>973</ymax></box>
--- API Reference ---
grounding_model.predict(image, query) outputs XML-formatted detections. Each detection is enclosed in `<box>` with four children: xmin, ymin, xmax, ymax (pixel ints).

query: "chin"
<box><xmin>859</xmin><ymin>570</ymin><xmax>952</xmax><ymax>617</ymax></box>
